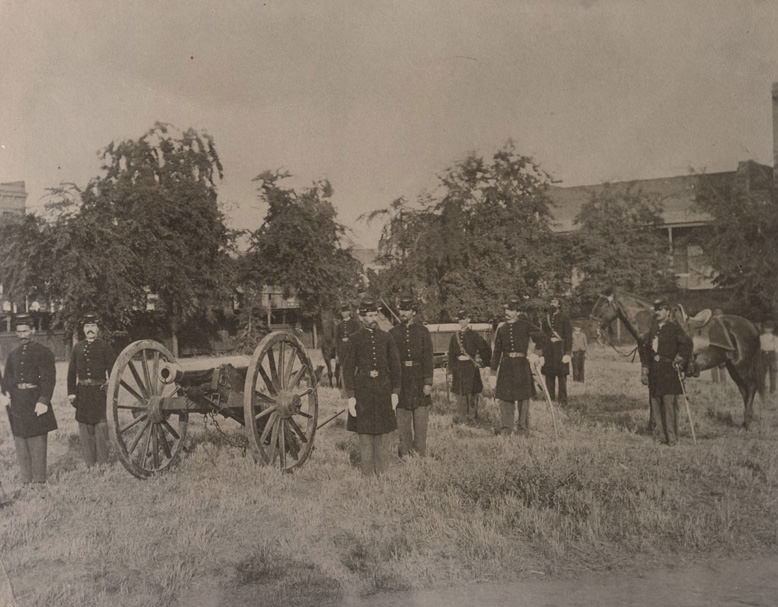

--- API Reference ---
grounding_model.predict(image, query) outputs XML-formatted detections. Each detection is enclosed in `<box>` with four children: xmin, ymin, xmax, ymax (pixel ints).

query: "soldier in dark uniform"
<box><xmin>489</xmin><ymin>296</ymin><xmax>543</xmax><ymax>435</ymax></box>
<box><xmin>389</xmin><ymin>294</ymin><xmax>433</xmax><ymax>457</ymax></box>
<box><xmin>342</xmin><ymin>298</ymin><xmax>401</xmax><ymax>475</ymax></box>
<box><xmin>335</xmin><ymin>303</ymin><xmax>362</xmax><ymax>393</ymax></box>
<box><xmin>540</xmin><ymin>297</ymin><xmax>573</xmax><ymax>406</ymax></box>
<box><xmin>639</xmin><ymin>298</ymin><xmax>693</xmax><ymax>446</ymax></box>
<box><xmin>67</xmin><ymin>313</ymin><xmax>116</xmax><ymax>466</ymax></box>
<box><xmin>448</xmin><ymin>309</ymin><xmax>491</xmax><ymax>424</ymax></box>
<box><xmin>1</xmin><ymin>314</ymin><xmax>57</xmax><ymax>484</ymax></box>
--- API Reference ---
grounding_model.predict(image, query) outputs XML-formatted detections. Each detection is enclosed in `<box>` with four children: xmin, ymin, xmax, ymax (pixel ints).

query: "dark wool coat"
<box><xmin>343</xmin><ymin>326</ymin><xmax>401</xmax><ymax>435</ymax></box>
<box><xmin>490</xmin><ymin>318</ymin><xmax>541</xmax><ymax>402</ymax></box>
<box><xmin>540</xmin><ymin>310</ymin><xmax>572</xmax><ymax>377</ymax></box>
<box><xmin>67</xmin><ymin>338</ymin><xmax>116</xmax><ymax>424</ymax></box>
<box><xmin>335</xmin><ymin>317</ymin><xmax>363</xmax><ymax>361</ymax></box>
<box><xmin>389</xmin><ymin>320</ymin><xmax>433</xmax><ymax>410</ymax></box>
<box><xmin>448</xmin><ymin>328</ymin><xmax>491</xmax><ymax>395</ymax></box>
<box><xmin>2</xmin><ymin>340</ymin><xmax>57</xmax><ymax>438</ymax></box>
<box><xmin>639</xmin><ymin>320</ymin><xmax>693</xmax><ymax>396</ymax></box>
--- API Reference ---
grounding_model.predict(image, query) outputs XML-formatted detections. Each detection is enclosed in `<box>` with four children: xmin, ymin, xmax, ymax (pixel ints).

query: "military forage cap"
<box><xmin>653</xmin><ymin>298</ymin><xmax>669</xmax><ymax>311</ymax></box>
<box><xmin>339</xmin><ymin>302</ymin><xmax>351</xmax><ymax>312</ymax></box>
<box><xmin>505</xmin><ymin>296</ymin><xmax>521</xmax><ymax>311</ymax></box>
<box><xmin>82</xmin><ymin>312</ymin><xmax>100</xmax><ymax>325</ymax></box>
<box><xmin>456</xmin><ymin>309</ymin><xmax>469</xmax><ymax>320</ymax></box>
<box><xmin>397</xmin><ymin>294</ymin><xmax>415</xmax><ymax>311</ymax></box>
<box><xmin>358</xmin><ymin>298</ymin><xmax>378</xmax><ymax>315</ymax></box>
<box><xmin>13</xmin><ymin>313</ymin><xmax>33</xmax><ymax>328</ymax></box>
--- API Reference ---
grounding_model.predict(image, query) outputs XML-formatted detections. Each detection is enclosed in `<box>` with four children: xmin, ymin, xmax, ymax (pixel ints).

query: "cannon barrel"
<box><xmin>159</xmin><ymin>361</ymin><xmax>184</xmax><ymax>385</ymax></box>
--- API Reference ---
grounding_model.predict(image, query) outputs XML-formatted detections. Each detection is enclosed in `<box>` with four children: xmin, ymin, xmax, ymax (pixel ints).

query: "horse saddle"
<box><xmin>675</xmin><ymin>306</ymin><xmax>737</xmax><ymax>354</ymax></box>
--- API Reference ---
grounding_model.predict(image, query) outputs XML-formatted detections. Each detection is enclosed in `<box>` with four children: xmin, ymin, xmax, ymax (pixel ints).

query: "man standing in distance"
<box><xmin>489</xmin><ymin>296</ymin><xmax>542</xmax><ymax>435</ymax></box>
<box><xmin>342</xmin><ymin>298</ymin><xmax>401</xmax><ymax>475</ymax></box>
<box><xmin>639</xmin><ymin>298</ymin><xmax>693</xmax><ymax>446</ymax></box>
<box><xmin>335</xmin><ymin>303</ymin><xmax>362</xmax><ymax>393</ymax></box>
<box><xmin>1</xmin><ymin>314</ymin><xmax>57</xmax><ymax>485</ymax></box>
<box><xmin>389</xmin><ymin>294</ymin><xmax>433</xmax><ymax>457</ymax></box>
<box><xmin>448</xmin><ymin>309</ymin><xmax>491</xmax><ymax>424</ymax></box>
<box><xmin>67</xmin><ymin>313</ymin><xmax>116</xmax><ymax>466</ymax></box>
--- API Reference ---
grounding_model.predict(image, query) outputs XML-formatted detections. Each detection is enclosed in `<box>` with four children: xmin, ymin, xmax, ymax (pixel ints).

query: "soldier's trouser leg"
<box><xmin>95</xmin><ymin>420</ymin><xmax>109</xmax><ymax>464</ymax></box>
<box><xmin>14</xmin><ymin>435</ymin><xmax>47</xmax><ymax>483</ymax></box>
<box><xmin>412</xmin><ymin>406</ymin><xmax>429</xmax><ymax>457</ymax></box>
<box><xmin>557</xmin><ymin>375</ymin><xmax>568</xmax><ymax>405</ymax></box>
<box><xmin>664</xmin><ymin>395</ymin><xmax>679</xmax><ymax>445</ymax></box>
<box><xmin>498</xmin><ymin>399</ymin><xmax>515</xmax><ymax>435</ymax></box>
<box><xmin>455</xmin><ymin>394</ymin><xmax>468</xmax><ymax>423</ymax></box>
<box><xmin>373</xmin><ymin>433</ymin><xmax>388</xmax><ymax>474</ymax></box>
<box><xmin>358</xmin><ymin>434</ymin><xmax>377</xmax><ymax>475</ymax></box>
<box><xmin>396</xmin><ymin>408</ymin><xmax>414</xmax><ymax>457</ymax></box>
<box><xmin>79</xmin><ymin>422</ymin><xmax>98</xmax><ymax>466</ymax></box>
<box><xmin>516</xmin><ymin>400</ymin><xmax>530</xmax><ymax>433</ymax></box>
<box><xmin>545</xmin><ymin>375</ymin><xmax>556</xmax><ymax>401</ymax></box>
<box><xmin>649</xmin><ymin>396</ymin><xmax>664</xmax><ymax>442</ymax></box>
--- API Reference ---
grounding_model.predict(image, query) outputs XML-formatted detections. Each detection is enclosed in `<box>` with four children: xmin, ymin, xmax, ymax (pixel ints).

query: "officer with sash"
<box><xmin>67</xmin><ymin>313</ymin><xmax>116</xmax><ymax>466</ymax></box>
<box><xmin>489</xmin><ymin>297</ymin><xmax>543</xmax><ymax>435</ymax></box>
<box><xmin>639</xmin><ymin>298</ymin><xmax>693</xmax><ymax>446</ymax></box>
<box><xmin>1</xmin><ymin>314</ymin><xmax>57</xmax><ymax>485</ymax></box>
<box><xmin>448</xmin><ymin>308</ymin><xmax>491</xmax><ymax>424</ymax></box>
<box><xmin>389</xmin><ymin>294</ymin><xmax>433</xmax><ymax>457</ymax></box>
<box><xmin>342</xmin><ymin>298</ymin><xmax>401</xmax><ymax>475</ymax></box>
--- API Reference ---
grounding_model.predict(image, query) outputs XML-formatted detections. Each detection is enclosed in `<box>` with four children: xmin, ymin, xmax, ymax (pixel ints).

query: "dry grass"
<box><xmin>1</xmin><ymin>345</ymin><xmax>777</xmax><ymax>606</ymax></box>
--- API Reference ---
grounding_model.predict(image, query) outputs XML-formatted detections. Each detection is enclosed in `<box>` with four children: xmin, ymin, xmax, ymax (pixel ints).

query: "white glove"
<box><xmin>68</xmin><ymin>394</ymin><xmax>76</xmax><ymax>407</ymax></box>
<box><xmin>34</xmin><ymin>401</ymin><xmax>48</xmax><ymax>416</ymax></box>
<box><xmin>423</xmin><ymin>384</ymin><xmax>432</xmax><ymax>396</ymax></box>
<box><xmin>562</xmin><ymin>354</ymin><xmax>571</xmax><ymax>364</ymax></box>
<box><xmin>527</xmin><ymin>352</ymin><xmax>540</xmax><ymax>366</ymax></box>
<box><xmin>488</xmin><ymin>375</ymin><xmax>497</xmax><ymax>391</ymax></box>
<box><xmin>391</xmin><ymin>393</ymin><xmax>399</xmax><ymax>411</ymax></box>
<box><xmin>347</xmin><ymin>397</ymin><xmax>357</xmax><ymax>417</ymax></box>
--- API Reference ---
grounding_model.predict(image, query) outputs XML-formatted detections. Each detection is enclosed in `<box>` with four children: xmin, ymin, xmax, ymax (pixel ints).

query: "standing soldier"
<box><xmin>67</xmin><ymin>313</ymin><xmax>116</xmax><ymax>466</ymax></box>
<box><xmin>759</xmin><ymin>320</ymin><xmax>777</xmax><ymax>394</ymax></box>
<box><xmin>1</xmin><ymin>314</ymin><xmax>57</xmax><ymax>485</ymax></box>
<box><xmin>389</xmin><ymin>294</ymin><xmax>433</xmax><ymax>457</ymax></box>
<box><xmin>540</xmin><ymin>297</ymin><xmax>573</xmax><ymax>405</ymax></box>
<box><xmin>571</xmin><ymin>323</ymin><xmax>588</xmax><ymax>382</ymax></box>
<box><xmin>639</xmin><ymin>298</ymin><xmax>693</xmax><ymax>446</ymax></box>
<box><xmin>489</xmin><ymin>296</ymin><xmax>542</xmax><ymax>435</ymax></box>
<box><xmin>448</xmin><ymin>309</ymin><xmax>491</xmax><ymax>424</ymax></box>
<box><xmin>342</xmin><ymin>298</ymin><xmax>401</xmax><ymax>475</ymax></box>
<box><xmin>335</xmin><ymin>303</ymin><xmax>362</xmax><ymax>393</ymax></box>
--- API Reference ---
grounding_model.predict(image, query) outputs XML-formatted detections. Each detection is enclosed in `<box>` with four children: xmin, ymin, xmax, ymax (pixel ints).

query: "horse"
<box><xmin>319</xmin><ymin>309</ymin><xmax>340</xmax><ymax>388</ymax></box>
<box><xmin>590</xmin><ymin>288</ymin><xmax>764</xmax><ymax>429</ymax></box>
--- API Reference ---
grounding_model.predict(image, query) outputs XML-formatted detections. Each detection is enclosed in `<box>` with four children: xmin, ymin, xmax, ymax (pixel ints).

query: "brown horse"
<box><xmin>590</xmin><ymin>288</ymin><xmax>764</xmax><ymax>428</ymax></box>
<box><xmin>319</xmin><ymin>309</ymin><xmax>340</xmax><ymax>388</ymax></box>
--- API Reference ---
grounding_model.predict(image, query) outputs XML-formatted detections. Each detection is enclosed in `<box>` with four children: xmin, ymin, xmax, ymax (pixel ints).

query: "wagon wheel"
<box><xmin>244</xmin><ymin>331</ymin><xmax>319</xmax><ymax>472</ymax></box>
<box><xmin>107</xmin><ymin>340</ymin><xmax>189</xmax><ymax>479</ymax></box>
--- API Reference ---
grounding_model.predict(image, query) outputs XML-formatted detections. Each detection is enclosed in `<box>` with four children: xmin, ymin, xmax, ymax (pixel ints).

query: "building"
<box><xmin>547</xmin><ymin>160</ymin><xmax>773</xmax><ymax>291</ymax></box>
<box><xmin>0</xmin><ymin>181</ymin><xmax>27</xmax><ymax>219</ymax></box>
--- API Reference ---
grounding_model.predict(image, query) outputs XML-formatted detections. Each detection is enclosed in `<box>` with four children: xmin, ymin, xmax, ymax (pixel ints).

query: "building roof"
<box><xmin>0</xmin><ymin>181</ymin><xmax>27</xmax><ymax>216</ymax></box>
<box><xmin>546</xmin><ymin>161</ymin><xmax>772</xmax><ymax>233</ymax></box>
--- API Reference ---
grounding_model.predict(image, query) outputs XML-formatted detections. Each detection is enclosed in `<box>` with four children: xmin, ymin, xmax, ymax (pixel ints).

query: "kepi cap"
<box><xmin>455</xmin><ymin>309</ymin><xmax>469</xmax><ymax>320</ymax></box>
<box><xmin>82</xmin><ymin>312</ymin><xmax>100</xmax><ymax>325</ymax></box>
<box><xmin>358</xmin><ymin>298</ymin><xmax>378</xmax><ymax>315</ymax></box>
<box><xmin>13</xmin><ymin>314</ymin><xmax>33</xmax><ymax>328</ymax></box>
<box><xmin>505</xmin><ymin>296</ymin><xmax>521</xmax><ymax>311</ymax></box>
<box><xmin>397</xmin><ymin>294</ymin><xmax>415</xmax><ymax>311</ymax></box>
<box><xmin>652</xmin><ymin>298</ymin><xmax>669</xmax><ymax>311</ymax></box>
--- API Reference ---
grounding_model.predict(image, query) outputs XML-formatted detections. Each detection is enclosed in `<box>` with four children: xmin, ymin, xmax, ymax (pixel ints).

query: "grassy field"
<box><xmin>1</xmin><ymin>346</ymin><xmax>777</xmax><ymax>606</ymax></box>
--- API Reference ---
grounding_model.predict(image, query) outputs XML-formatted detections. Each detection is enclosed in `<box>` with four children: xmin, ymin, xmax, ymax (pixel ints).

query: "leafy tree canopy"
<box><xmin>571</xmin><ymin>184</ymin><xmax>676</xmax><ymax>305</ymax></box>
<box><xmin>364</xmin><ymin>141</ymin><xmax>566</xmax><ymax>322</ymax></box>
<box><xmin>242</xmin><ymin>170</ymin><xmax>364</xmax><ymax>314</ymax></box>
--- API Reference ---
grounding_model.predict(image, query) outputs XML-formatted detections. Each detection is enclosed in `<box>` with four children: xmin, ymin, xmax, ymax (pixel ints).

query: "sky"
<box><xmin>2</xmin><ymin>0</ymin><xmax>778</xmax><ymax>248</ymax></box>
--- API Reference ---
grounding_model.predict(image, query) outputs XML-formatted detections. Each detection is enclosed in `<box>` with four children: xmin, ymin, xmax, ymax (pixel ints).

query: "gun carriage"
<box><xmin>106</xmin><ymin>331</ymin><xmax>319</xmax><ymax>479</ymax></box>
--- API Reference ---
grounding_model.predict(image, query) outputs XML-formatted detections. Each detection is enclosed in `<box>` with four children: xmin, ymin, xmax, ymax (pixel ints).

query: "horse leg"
<box><xmin>321</xmin><ymin>351</ymin><xmax>333</xmax><ymax>388</ymax></box>
<box><xmin>726</xmin><ymin>361</ymin><xmax>753</xmax><ymax>429</ymax></box>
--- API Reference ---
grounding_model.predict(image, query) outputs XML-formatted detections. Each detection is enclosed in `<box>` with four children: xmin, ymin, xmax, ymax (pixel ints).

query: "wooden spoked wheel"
<box><xmin>107</xmin><ymin>340</ymin><xmax>189</xmax><ymax>479</ymax></box>
<box><xmin>244</xmin><ymin>331</ymin><xmax>319</xmax><ymax>472</ymax></box>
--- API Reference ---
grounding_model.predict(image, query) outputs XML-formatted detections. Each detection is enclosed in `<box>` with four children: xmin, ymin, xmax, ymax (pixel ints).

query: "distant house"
<box><xmin>547</xmin><ymin>160</ymin><xmax>773</xmax><ymax>291</ymax></box>
<box><xmin>0</xmin><ymin>181</ymin><xmax>27</xmax><ymax>220</ymax></box>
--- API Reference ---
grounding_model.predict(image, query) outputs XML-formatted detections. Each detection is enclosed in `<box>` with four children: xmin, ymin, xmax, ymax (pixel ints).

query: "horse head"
<box><xmin>589</xmin><ymin>292</ymin><xmax>620</xmax><ymax>344</ymax></box>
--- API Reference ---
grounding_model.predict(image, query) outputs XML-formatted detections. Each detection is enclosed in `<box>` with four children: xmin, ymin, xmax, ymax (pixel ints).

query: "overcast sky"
<box><xmin>2</xmin><ymin>0</ymin><xmax>778</xmax><ymax>247</ymax></box>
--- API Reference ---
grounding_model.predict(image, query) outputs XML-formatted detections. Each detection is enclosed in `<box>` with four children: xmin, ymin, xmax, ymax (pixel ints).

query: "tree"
<box><xmin>570</xmin><ymin>184</ymin><xmax>676</xmax><ymax>305</ymax></box>
<box><xmin>242</xmin><ymin>170</ymin><xmax>364</xmax><ymax>317</ymax></box>
<box><xmin>693</xmin><ymin>169</ymin><xmax>778</xmax><ymax>316</ymax></box>
<box><xmin>80</xmin><ymin>123</ymin><xmax>236</xmax><ymax>354</ymax></box>
<box><xmin>364</xmin><ymin>141</ymin><xmax>565</xmax><ymax>322</ymax></box>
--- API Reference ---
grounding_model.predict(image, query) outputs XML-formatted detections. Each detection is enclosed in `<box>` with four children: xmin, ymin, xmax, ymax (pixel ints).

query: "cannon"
<box><xmin>106</xmin><ymin>331</ymin><xmax>319</xmax><ymax>479</ymax></box>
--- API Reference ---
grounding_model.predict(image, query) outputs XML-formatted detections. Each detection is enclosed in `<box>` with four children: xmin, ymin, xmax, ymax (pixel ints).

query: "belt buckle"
<box><xmin>341</xmin><ymin>338</ymin><xmax>349</xmax><ymax>342</ymax></box>
<box><xmin>654</xmin><ymin>354</ymin><xmax>661</xmax><ymax>362</ymax></box>
<box><xmin>403</xmin><ymin>361</ymin><xmax>414</xmax><ymax>367</ymax></box>
<box><xmin>369</xmin><ymin>370</ymin><xmax>379</xmax><ymax>378</ymax></box>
